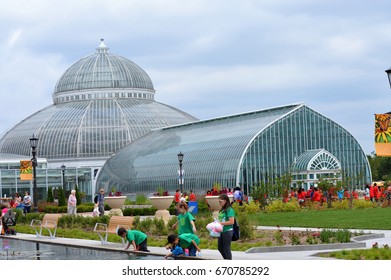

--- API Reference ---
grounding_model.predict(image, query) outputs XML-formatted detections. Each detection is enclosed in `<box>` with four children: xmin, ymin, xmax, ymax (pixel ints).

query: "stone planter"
<box><xmin>205</xmin><ymin>195</ymin><xmax>234</xmax><ymax>219</ymax></box>
<box><xmin>104</xmin><ymin>196</ymin><xmax>127</xmax><ymax>216</ymax></box>
<box><xmin>149</xmin><ymin>196</ymin><xmax>174</xmax><ymax>223</ymax></box>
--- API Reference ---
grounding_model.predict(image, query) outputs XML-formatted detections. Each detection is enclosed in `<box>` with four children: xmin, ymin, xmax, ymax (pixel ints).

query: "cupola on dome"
<box><xmin>53</xmin><ymin>39</ymin><xmax>155</xmax><ymax>104</ymax></box>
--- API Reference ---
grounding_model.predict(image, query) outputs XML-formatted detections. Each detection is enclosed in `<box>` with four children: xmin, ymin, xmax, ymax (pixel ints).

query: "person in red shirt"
<box><xmin>343</xmin><ymin>189</ymin><xmax>350</xmax><ymax>199</ymax></box>
<box><xmin>311</xmin><ymin>187</ymin><xmax>321</xmax><ymax>202</ymax></box>
<box><xmin>174</xmin><ymin>189</ymin><xmax>181</xmax><ymax>203</ymax></box>
<box><xmin>373</xmin><ymin>183</ymin><xmax>379</xmax><ymax>203</ymax></box>
<box><xmin>369</xmin><ymin>184</ymin><xmax>375</xmax><ymax>202</ymax></box>
<box><xmin>352</xmin><ymin>189</ymin><xmax>359</xmax><ymax>200</ymax></box>
<box><xmin>297</xmin><ymin>188</ymin><xmax>306</xmax><ymax>206</ymax></box>
<box><xmin>189</xmin><ymin>190</ymin><xmax>196</xmax><ymax>202</ymax></box>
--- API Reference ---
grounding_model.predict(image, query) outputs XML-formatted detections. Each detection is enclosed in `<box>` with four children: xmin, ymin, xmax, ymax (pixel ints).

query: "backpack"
<box><xmin>224</xmin><ymin>208</ymin><xmax>240</xmax><ymax>241</ymax></box>
<box><xmin>94</xmin><ymin>195</ymin><xmax>98</xmax><ymax>204</ymax></box>
<box><xmin>231</xmin><ymin>218</ymin><xmax>240</xmax><ymax>241</ymax></box>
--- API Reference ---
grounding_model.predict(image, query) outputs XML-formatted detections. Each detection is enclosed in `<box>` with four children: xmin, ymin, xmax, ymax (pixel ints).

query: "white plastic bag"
<box><xmin>92</xmin><ymin>206</ymin><xmax>100</xmax><ymax>217</ymax></box>
<box><xmin>206</xmin><ymin>219</ymin><xmax>223</xmax><ymax>238</ymax></box>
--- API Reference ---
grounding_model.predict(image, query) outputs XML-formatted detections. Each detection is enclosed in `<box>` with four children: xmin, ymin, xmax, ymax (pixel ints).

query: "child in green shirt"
<box><xmin>117</xmin><ymin>228</ymin><xmax>149</xmax><ymax>252</ymax></box>
<box><xmin>172</xmin><ymin>202</ymin><xmax>196</xmax><ymax>234</ymax></box>
<box><xmin>165</xmin><ymin>233</ymin><xmax>201</xmax><ymax>258</ymax></box>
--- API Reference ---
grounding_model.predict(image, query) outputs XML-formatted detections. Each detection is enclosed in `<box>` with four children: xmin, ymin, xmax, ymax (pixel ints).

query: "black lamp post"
<box><xmin>177</xmin><ymin>151</ymin><xmax>184</xmax><ymax>193</ymax></box>
<box><xmin>61</xmin><ymin>164</ymin><xmax>66</xmax><ymax>191</ymax></box>
<box><xmin>385</xmin><ymin>68</ymin><xmax>391</xmax><ymax>89</ymax></box>
<box><xmin>29</xmin><ymin>135</ymin><xmax>38</xmax><ymax>212</ymax></box>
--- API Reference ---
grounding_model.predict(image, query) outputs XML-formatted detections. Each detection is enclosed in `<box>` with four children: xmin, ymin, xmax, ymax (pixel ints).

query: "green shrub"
<box><xmin>236</xmin><ymin>212</ymin><xmax>255</xmax><ymax>240</ymax></box>
<box><xmin>151</xmin><ymin>218</ymin><xmax>167</xmax><ymax>236</ymax></box>
<box><xmin>265</xmin><ymin>199</ymin><xmax>301</xmax><ymax>213</ymax></box>
<box><xmin>135</xmin><ymin>193</ymin><xmax>148</xmax><ymax>205</ymax></box>
<box><xmin>353</xmin><ymin>199</ymin><xmax>376</xmax><ymax>209</ymax></box>
<box><xmin>136</xmin><ymin>218</ymin><xmax>154</xmax><ymax>233</ymax></box>
<box><xmin>320</xmin><ymin>229</ymin><xmax>351</xmax><ymax>243</ymax></box>
<box><xmin>332</xmin><ymin>200</ymin><xmax>350</xmax><ymax>209</ymax></box>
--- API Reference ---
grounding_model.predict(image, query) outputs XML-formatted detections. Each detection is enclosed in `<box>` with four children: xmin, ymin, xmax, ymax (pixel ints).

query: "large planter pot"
<box><xmin>205</xmin><ymin>195</ymin><xmax>234</xmax><ymax>219</ymax></box>
<box><xmin>149</xmin><ymin>196</ymin><xmax>174</xmax><ymax>223</ymax></box>
<box><xmin>104</xmin><ymin>196</ymin><xmax>127</xmax><ymax>216</ymax></box>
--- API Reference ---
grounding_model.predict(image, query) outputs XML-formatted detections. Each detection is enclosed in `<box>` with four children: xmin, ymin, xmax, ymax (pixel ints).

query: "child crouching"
<box><xmin>117</xmin><ymin>227</ymin><xmax>150</xmax><ymax>252</ymax></box>
<box><xmin>165</xmin><ymin>233</ymin><xmax>201</xmax><ymax>259</ymax></box>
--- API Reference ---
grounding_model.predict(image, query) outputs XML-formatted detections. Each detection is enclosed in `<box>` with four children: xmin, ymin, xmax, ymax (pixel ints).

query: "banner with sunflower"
<box><xmin>20</xmin><ymin>160</ymin><xmax>33</xmax><ymax>180</ymax></box>
<box><xmin>375</xmin><ymin>114</ymin><xmax>391</xmax><ymax>156</ymax></box>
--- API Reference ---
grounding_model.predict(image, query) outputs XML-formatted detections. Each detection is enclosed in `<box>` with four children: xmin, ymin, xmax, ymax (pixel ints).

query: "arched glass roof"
<box><xmin>97</xmin><ymin>104</ymin><xmax>371</xmax><ymax>195</ymax></box>
<box><xmin>96</xmin><ymin>104</ymin><xmax>302</xmax><ymax>193</ymax></box>
<box><xmin>291</xmin><ymin>149</ymin><xmax>341</xmax><ymax>172</ymax></box>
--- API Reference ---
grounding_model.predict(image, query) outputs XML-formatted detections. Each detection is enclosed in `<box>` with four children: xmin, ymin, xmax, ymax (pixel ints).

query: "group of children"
<box><xmin>117</xmin><ymin>201</ymin><xmax>201</xmax><ymax>259</ymax></box>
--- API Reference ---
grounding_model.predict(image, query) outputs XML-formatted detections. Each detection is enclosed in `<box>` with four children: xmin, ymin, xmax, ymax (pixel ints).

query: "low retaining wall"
<box><xmin>245</xmin><ymin>233</ymin><xmax>385</xmax><ymax>253</ymax></box>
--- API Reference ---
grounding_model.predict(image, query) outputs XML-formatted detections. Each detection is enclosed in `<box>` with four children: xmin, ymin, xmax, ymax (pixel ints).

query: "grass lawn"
<box><xmin>250</xmin><ymin>207</ymin><xmax>391</xmax><ymax>230</ymax></box>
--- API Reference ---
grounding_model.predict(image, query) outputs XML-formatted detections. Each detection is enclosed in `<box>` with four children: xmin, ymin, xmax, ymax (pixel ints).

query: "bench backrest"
<box><xmin>107</xmin><ymin>216</ymin><xmax>134</xmax><ymax>232</ymax></box>
<box><xmin>42</xmin><ymin>214</ymin><xmax>61</xmax><ymax>228</ymax></box>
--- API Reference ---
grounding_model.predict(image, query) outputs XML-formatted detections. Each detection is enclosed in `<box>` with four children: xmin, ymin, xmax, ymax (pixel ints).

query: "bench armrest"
<box><xmin>30</xmin><ymin>219</ymin><xmax>42</xmax><ymax>227</ymax></box>
<box><xmin>94</xmin><ymin>223</ymin><xmax>108</xmax><ymax>232</ymax></box>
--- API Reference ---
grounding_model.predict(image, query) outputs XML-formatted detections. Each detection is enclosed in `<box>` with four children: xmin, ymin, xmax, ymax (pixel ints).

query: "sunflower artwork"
<box><xmin>20</xmin><ymin>160</ymin><xmax>33</xmax><ymax>180</ymax></box>
<box><xmin>375</xmin><ymin>114</ymin><xmax>391</xmax><ymax>156</ymax></box>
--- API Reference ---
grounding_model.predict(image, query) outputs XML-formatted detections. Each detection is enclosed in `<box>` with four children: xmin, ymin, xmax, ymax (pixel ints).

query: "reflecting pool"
<box><xmin>0</xmin><ymin>238</ymin><xmax>162</xmax><ymax>260</ymax></box>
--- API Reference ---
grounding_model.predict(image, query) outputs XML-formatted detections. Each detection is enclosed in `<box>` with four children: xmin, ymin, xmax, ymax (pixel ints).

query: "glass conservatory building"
<box><xmin>97</xmin><ymin>103</ymin><xmax>371</xmax><ymax>195</ymax></box>
<box><xmin>0</xmin><ymin>40</ymin><xmax>197</xmax><ymax>200</ymax></box>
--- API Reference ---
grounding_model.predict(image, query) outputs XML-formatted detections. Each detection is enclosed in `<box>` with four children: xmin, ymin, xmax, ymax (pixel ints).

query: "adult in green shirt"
<box><xmin>117</xmin><ymin>228</ymin><xmax>149</xmax><ymax>252</ymax></box>
<box><xmin>217</xmin><ymin>194</ymin><xmax>235</xmax><ymax>259</ymax></box>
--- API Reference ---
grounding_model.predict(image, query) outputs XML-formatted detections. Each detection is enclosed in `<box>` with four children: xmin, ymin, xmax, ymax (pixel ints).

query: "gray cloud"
<box><xmin>1</xmin><ymin>0</ymin><xmax>391</xmax><ymax>155</ymax></box>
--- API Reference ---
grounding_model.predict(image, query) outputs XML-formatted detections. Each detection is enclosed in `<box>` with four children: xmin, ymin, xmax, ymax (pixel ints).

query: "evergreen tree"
<box><xmin>74</xmin><ymin>185</ymin><xmax>82</xmax><ymax>206</ymax></box>
<box><xmin>58</xmin><ymin>187</ymin><xmax>66</xmax><ymax>207</ymax></box>
<box><xmin>47</xmin><ymin>187</ymin><xmax>54</xmax><ymax>203</ymax></box>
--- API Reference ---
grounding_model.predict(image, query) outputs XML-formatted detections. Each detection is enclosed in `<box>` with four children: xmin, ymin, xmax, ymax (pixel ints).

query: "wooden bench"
<box><xmin>30</xmin><ymin>214</ymin><xmax>61</xmax><ymax>239</ymax></box>
<box><xmin>93</xmin><ymin>215</ymin><xmax>134</xmax><ymax>245</ymax></box>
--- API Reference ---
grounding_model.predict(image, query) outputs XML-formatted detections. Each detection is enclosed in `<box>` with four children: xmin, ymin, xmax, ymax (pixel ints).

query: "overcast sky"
<box><xmin>1</xmin><ymin>0</ymin><xmax>391</xmax><ymax>155</ymax></box>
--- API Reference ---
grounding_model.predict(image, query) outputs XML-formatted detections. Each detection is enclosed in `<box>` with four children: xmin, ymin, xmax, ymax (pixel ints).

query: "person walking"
<box><xmin>67</xmin><ymin>189</ymin><xmax>77</xmax><ymax>215</ymax></box>
<box><xmin>217</xmin><ymin>194</ymin><xmax>235</xmax><ymax>259</ymax></box>
<box><xmin>96</xmin><ymin>188</ymin><xmax>105</xmax><ymax>217</ymax></box>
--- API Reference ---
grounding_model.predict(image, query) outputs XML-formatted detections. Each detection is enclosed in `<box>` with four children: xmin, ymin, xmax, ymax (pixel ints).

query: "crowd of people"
<box><xmin>283</xmin><ymin>182</ymin><xmax>391</xmax><ymax>207</ymax></box>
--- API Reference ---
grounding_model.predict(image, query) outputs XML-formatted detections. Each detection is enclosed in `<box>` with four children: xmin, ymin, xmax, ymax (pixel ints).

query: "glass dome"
<box><xmin>0</xmin><ymin>40</ymin><xmax>197</xmax><ymax>160</ymax></box>
<box><xmin>53</xmin><ymin>39</ymin><xmax>155</xmax><ymax>104</ymax></box>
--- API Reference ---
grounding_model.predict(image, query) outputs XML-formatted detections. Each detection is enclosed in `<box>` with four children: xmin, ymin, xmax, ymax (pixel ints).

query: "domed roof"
<box><xmin>53</xmin><ymin>39</ymin><xmax>154</xmax><ymax>96</ymax></box>
<box><xmin>0</xmin><ymin>40</ymin><xmax>198</xmax><ymax>161</ymax></box>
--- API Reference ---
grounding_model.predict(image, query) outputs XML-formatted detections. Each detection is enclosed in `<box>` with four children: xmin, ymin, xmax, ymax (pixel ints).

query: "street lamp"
<box><xmin>29</xmin><ymin>134</ymin><xmax>38</xmax><ymax>212</ymax></box>
<box><xmin>177</xmin><ymin>151</ymin><xmax>184</xmax><ymax>193</ymax></box>
<box><xmin>385</xmin><ymin>68</ymin><xmax>391</xmax><ymax>89</ymax></box>
<box><xmin>61</xmin><ymin>164</ymin><xmax>66</xmax><ymax>191</ymax></box>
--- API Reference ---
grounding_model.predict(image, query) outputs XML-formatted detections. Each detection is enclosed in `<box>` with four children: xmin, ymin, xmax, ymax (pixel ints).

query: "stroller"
<box><xmin>1</xmin><ymin>209</ymin><xmax>17</xmax><ymax>235</ymax></box>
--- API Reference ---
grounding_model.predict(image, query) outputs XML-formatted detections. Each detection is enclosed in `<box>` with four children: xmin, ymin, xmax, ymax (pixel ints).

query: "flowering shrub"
<box><xmin>265</xmin><ymin>200</ymin><xmax>301</xmax><ymax>213</ymax></box>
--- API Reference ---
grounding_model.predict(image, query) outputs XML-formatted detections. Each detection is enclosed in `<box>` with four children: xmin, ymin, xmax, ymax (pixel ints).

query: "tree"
<box><xmin>47</xmin><ymin>187</ymin><xmax>54</xmax><ymax>203</ymax></box>
<box><xmin>74</xmin><ymin>185</ymin><xmax>81</xmax><ymax>206</ymax></box>
<box><xmin>57</xmin><ymin>187</ymin><xmax>66</xmax><ymax>207</ymax></box>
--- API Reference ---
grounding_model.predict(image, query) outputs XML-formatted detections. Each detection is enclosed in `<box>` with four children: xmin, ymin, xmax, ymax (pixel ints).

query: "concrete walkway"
<box><xmin>2</xmin><ymin>226</ymin><xmax>391</xmax><ymax>260</ymax></box>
